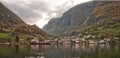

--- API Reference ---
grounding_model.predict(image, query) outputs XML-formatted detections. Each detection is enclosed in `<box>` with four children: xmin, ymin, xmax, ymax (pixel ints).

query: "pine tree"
<box><xmin>15</xmin><ymin>35</ymin><xmax>19</xmax><ymax>43</ymax></box>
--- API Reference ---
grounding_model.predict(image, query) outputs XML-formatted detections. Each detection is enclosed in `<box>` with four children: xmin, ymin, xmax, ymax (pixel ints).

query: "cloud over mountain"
<box><xmin>0</xmin><ymin>0</ymin><xmax>91</xmax><ymax>28</ymax></box>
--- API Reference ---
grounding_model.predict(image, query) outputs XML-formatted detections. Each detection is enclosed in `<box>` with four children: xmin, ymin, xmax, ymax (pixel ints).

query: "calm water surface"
<box><xmin>0</xmin><ymin>44</ymin><xmax>120</xmax><ymax>58</ymax></box>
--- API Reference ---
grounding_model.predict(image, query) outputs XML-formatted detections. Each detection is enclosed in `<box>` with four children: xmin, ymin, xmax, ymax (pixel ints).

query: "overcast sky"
<box><xmin>0</xmin><ymin>0</ymin><xmax>92</xmax><ymax>28</ymax></box>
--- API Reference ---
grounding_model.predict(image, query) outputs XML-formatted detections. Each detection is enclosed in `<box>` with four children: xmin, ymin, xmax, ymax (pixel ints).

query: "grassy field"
<box><xmin>89</xmin><ymin>22</ymin><xmax>120</xmax><ymax>37</ymax></box>
<box><xmin>98</xmin><ymin>28</ymin><xmax>120</xmax><ymax>35</ymax></box>
<box><xmin>0</xmin><ymin>33</ymin><xmax>8</xmax><ymax>38</ymax></box>
<box><xmin>19</xmin><ymin>33</ymin><xmax>34</xmax><ymax>39</ymax></box>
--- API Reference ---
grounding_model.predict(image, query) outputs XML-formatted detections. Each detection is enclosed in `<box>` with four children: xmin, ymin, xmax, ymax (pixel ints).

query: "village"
<box><xmin>30</xmin><ymin>33</ymin><xmax>120</xmax><ymax>45</ymax></box>
<box><xmin>0</xmin><ymin>32</ymin><xmax>120</xmax><ymax>45</ymax></box>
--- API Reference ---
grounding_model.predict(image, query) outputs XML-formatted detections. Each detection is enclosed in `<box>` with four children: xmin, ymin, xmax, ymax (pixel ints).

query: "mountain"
<box><xmin>43</xmin><ymin>1</ymin><xmax>120</xmax><ymax>37</ymax></box>
<box><xmin>0</xmin><ymin>2</ymin><xmax>48</xmax><ymax>43</ymax></box>
<box><xmin>0</xmin><ymin>3</ymin><xmax>26</xmax><ymax>29</ymax></box>
<box><xmin>83</xmin><ymin>1</ymin><xmax>120</xmax><ymax>37</ymax></box>
<box><xmin>43</xmin><ymin>1</ymin><xmax>98</xmax><ymax>36</ymax></box>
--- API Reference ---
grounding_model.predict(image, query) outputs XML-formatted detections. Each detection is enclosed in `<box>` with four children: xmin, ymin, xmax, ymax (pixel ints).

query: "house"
<box><xmin>98</xmin><ymin>40</ymin><xmax>106</xmax><ymax>44</ymax></box>
<box><xmin>89</xmin><ymin>40</ymin><xmax>96</xmax><ymax>44</ymax></box>
<box><xmin>104</xmin><ymin>38</ymin><xmax>111</xmax><ymax>44</ymax></box>
<box><xmin>91</xmin><ymin>35</ymin><xmax>96</xmax><ymax>38</ymax></box>
<box><xmin>113</xmin><ymin>37</ymin><xmax>120</xmax><ymax>44</ymax></box>
<box><xmin>19</xmin><ymin>39</ymin><xmax>25</xmax><ymax>44</ymax></box>
<box><xmin>30</xmin><ymin>37</ymin><xmax>39</xmax><ymax>44</ymax></box>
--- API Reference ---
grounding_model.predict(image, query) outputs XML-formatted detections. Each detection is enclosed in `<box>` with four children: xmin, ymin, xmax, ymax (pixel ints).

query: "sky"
<box><xmin>0</xmin><ymin>0</ymin><xmax>92</xmax><ymax>28</ymax></box>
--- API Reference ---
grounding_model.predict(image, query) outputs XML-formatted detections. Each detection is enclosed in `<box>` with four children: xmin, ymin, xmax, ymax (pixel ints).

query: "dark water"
<box><xmin>0</xmin><ymin>44</ymin><xmax>120</xmax><ymax>58</ymax></box>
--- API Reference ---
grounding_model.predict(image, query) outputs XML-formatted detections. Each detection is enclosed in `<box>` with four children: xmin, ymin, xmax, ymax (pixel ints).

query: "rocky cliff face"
<box><xmin>43</xmin><ymin>1</ymin><xmax>98</xmax><ymax>36</ymax></box>
<box><xmin>43</xmin><ymin>1</ymin><xmax>120</xmax><ymax>37</ymax></box>
<box><xmin>0</xmin><ymin>2</ymin><xmax>48</xmax><ymax>42</ymax></box>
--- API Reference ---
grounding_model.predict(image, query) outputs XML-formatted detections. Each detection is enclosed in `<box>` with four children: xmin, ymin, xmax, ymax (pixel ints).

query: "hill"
<box><xmin>0</xmin><ymin>2</ymin><xmax>48</xmax><ymax>43</ymax></box>
<box><xmin>83</xmin><ymin>1</ymin><xmax>120</xmax><ymax>38</ymax></box>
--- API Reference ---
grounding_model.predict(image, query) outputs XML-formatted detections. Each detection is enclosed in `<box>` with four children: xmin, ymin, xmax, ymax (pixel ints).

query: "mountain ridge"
<box><xmin>43</xmin><ymin>1</ymin><xmax>120</xmax><ymax>37</ymax></box>
<box><xmin>43</xmin><ymin>1</ymin><xmax>98</xmax><ymax>36</ymax></box>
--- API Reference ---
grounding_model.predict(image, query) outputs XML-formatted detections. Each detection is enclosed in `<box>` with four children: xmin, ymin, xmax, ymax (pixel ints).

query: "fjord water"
<box><xmin>0</xmin><ymin>44</ymin><xmax>120</xmax><ymax>58</ymax></box>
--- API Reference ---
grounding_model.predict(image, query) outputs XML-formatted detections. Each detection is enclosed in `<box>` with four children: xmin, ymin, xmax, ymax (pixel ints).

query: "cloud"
<box><xmin>0</xmin><ymin>0</ymin><xmax>50</xmax><ymax>24</ymax></box>
<box><xmin>0</xmin><ymin>0</ymin><xmax>92</xmax><ymax>28</ymax></box>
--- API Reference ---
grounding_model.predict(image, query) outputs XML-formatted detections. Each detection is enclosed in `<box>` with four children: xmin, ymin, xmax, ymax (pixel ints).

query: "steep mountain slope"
<box><xmin>0</xmin><ymin>2</ymin><xmax>48</xmax><ymax>42</ymax></box>
<box><xmin>0</xmin><ymin>3</ymin><xmax>26</xmax><ymax>28</ymax></box>
<box><xmin>84</xmin><ymin>1</ymin><xmax>120</xmax><ymax>27</ymax></box>
<box><xmin>43</xmin><ymin>1</ymin><xmax>120</xmax><ymax>37</ymax></box>
<box><xmin>43</xmin><ymin>1</ymin><xmax>98</xmax><ymax>36</ymax></box>
<box><xmin>82</xmin><ymin>1</ymin><xmax>120</xmax><ymax>37</ymax></box>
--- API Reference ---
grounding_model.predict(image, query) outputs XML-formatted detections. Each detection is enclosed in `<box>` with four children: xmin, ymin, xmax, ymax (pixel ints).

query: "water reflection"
<box><xmin>0</xmin><ymin>44</ymin><xmax>120</xmax><ymax>58</ymax></box>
